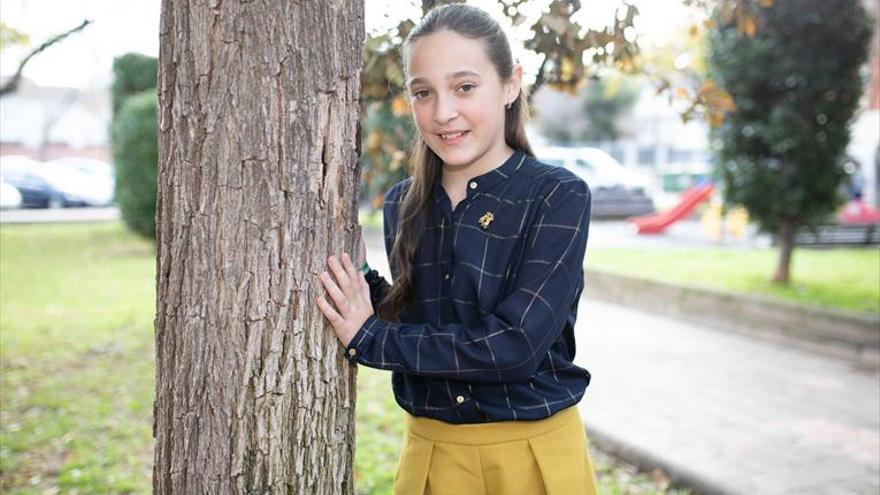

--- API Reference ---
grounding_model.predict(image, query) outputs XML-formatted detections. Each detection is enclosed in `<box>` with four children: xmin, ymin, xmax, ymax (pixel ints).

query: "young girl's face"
<box><xmin>405</xmin><ymin>29</ymin><xmax>521</xmax><ymax>172</ymax></box>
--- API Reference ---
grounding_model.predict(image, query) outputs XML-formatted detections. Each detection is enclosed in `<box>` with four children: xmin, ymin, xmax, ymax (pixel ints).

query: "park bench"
<box><xmin>788</xmin><ymin>223</ymin><xmax>879</xmax><ymax>247</ymax></box>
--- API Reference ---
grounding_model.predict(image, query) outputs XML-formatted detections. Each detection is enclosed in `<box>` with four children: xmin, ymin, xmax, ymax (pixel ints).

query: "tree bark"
<box><xmin>154</xmin><ymin>1</ymin><xmax>364</xmax><ymax>493</ymax></box>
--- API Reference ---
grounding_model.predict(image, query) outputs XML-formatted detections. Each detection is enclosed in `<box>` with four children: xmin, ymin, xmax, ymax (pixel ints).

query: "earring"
<box><xmin>505</xmin><ymin>101</ymin><xmax>512</xmax><ymax>110</ymax></box>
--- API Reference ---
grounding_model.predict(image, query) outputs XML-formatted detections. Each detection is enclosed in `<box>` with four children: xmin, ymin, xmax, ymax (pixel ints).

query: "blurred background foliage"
<box><xmin>111</xmin><ymin>90</ymin><xmax>157</xmax><ymax>239</ymax></box>
<box><xmin>98</xmin><ymin>0</ymin><xmax>776</xmax><ymax>226</ymax></box>
<box><xmin>536</xmin><ymin>70</ymin><xmax>642</xmax><ymax>144</ymax></box>
<box><xmin>0</xmin><ymin>21</ymin><xmax>31</xmax><ymax>50</ymax></box>
<box><xmin>109</xmin><ymin>53</ymin><xmax>158</xmax><ymax>239</ymax></box>
<box><xmin>358</xmin><ymin>0</ymin><xmax>768</xmax><ymax>207</ymax></box>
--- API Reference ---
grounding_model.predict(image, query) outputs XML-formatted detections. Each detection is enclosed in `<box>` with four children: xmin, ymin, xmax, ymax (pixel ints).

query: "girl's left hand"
<box><xmin>316</xmin><ymin>252</ymin><xmax>374</xmax><ymax>348</ymax></box>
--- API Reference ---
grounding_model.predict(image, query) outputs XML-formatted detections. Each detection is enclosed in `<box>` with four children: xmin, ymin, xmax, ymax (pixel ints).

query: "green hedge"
<box><xmin>110</xmin><ymin>53</ymin><xmax>158</xmax><ymax>116</ymax></box>
<box><xmin>111</xmin><ymin>90</ymin><xmax>158</xmax><ymax>239</ymax></box>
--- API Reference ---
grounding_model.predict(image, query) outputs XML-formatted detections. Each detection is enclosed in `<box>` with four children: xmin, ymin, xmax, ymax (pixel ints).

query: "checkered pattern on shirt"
<box><xmin>353</xmin><ymin>149</ymin><xmax>592</xmax><ymax>423</ymax></box>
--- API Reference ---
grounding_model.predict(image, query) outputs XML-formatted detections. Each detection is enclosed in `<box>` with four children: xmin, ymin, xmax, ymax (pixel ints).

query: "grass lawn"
<box><xmin>585</xmin><ymin>247</ymin><xmax>879</xmax><ymax>314</ymax></box>
<box><xmin>1</xmin><ymin>221</ymin><xmax>689</xmax><ymax>494</ymax></box>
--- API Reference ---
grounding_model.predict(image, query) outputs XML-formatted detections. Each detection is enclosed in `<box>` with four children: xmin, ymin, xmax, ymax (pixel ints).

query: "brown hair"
<box><xmin>376</xmin><ymin>3</ymin><xmax>535</xmax><ymax>322</ymax></box>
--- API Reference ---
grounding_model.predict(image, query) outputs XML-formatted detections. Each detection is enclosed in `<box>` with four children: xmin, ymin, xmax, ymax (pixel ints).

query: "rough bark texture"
<box><xmin>154</xmin><ymin>1</ymin><xmax>364</xmax><ymax>493</ymax></box>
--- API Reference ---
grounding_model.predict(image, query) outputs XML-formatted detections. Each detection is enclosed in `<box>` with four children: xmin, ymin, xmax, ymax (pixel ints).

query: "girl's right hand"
<box><xmin>316</xmin><ymin>252</ymin><xmax>373</xmax><ymax>348</ymax></box>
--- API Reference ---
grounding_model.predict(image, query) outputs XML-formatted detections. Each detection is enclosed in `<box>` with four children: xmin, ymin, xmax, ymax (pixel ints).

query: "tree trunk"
<box><xmin>153</xmin><ymin>1</ymin><xmax>364</xmax><ymax>493</ymax></box>
<box><xmin>772</xmin><ymin>219</ymin><xmax>796</xmax><ymax>284</ymax></box>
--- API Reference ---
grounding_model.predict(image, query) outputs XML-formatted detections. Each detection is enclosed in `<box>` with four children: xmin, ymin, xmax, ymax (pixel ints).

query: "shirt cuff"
<box><xmin>363</xmin><ymin>267</ymin><xmax>378</xmax><ymax>283</ymax></box>
<box><xmin>344</xmin><ymin>313</ymin><xmax>383</xmax><ymax>364</ymax></box>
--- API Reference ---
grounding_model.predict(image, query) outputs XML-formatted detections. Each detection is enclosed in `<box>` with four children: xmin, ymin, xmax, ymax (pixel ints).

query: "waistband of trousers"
<box><xmin>404</xmin><ymin>405</ymin><xmax>579</xmax><ymax>445</ymax></box>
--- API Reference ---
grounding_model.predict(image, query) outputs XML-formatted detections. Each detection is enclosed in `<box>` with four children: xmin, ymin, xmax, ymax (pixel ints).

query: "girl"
<box><xmin>316</xmin><ymin>4</ymin><xmax>598</xmax><ymax>494</ymax></box>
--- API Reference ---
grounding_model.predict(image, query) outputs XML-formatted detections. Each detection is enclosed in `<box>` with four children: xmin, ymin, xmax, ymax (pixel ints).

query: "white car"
<box><xmin>536</xmin><ymin>146</ymin><xmax>652</xmax><ymax>190</ymax></box>
<box><xmin>43</xmin><ymin>158</ymin><xmax>115</xmax><ymax>207</ymax></box>
<box><xmin>1</xmin><ymin>154</ymin><xmax>115</xmax><ymax>208</ymax></box>
<box><xmin>47</xmin><ymin>156</ymin><xmax>115</xmax><ymax>179</ymax></box>
<box><xmin>534</xmin><ymin>146</ymin><xmax>655</xmax><ymax>218</ymax></box>
<box><xmin>1</xmin><ymin>180</ymin><xmax>22</xmax><ymax>209</ymax></box>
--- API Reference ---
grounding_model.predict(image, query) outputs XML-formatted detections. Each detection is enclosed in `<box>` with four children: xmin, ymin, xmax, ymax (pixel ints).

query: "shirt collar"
<box><xmin>432</xmin><ymin>149</ymin><xmax>527</xmax><ymax>201</ymax></box>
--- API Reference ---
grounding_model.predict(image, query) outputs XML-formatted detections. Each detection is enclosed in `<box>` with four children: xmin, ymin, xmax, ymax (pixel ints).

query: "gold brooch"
<box><xmin>478</xmin><ymin>212</ymin><xmax>494</xmax><ymax>230</ymax></box>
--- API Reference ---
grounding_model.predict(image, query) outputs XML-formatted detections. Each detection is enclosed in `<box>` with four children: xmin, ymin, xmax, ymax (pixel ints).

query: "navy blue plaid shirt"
<box><xmin>347</xmin><ymin>149</ymin><xmax>592</xmax><ymax>424</ymax></box>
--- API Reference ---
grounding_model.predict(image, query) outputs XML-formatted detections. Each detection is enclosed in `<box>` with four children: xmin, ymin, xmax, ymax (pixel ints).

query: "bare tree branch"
<box><xmin>0</xmin><ymin>19</ymin><xmax>92</xmax><ymax>97</ymax></box>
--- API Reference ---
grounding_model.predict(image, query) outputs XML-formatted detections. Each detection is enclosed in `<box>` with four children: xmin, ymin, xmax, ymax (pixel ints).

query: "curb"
<box><xmin>0</xmin><ymin>206</ymin><xmax>120</xmax><ymax>224</ymax></box>
<box><xmin>583</xmin><ymin>423</ymin><xmax>735</xmax><ymax>495</ymax></box>
<box><xmin>583</xmin><ymin>269</ymin><xmax>880</xmax><ymax>371</ymax></box>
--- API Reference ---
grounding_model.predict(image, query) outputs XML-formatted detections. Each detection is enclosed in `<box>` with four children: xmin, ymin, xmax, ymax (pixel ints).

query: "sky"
<box><xmin>0</xmin><ymin>0</ymin><xmax>696</xmax><ymax>89</ymax></box>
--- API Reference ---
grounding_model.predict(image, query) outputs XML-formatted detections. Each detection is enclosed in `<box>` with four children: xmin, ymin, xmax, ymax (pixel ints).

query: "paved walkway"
<box><xmin>361</xmin><ymin>226</ymin><xmax>880</xmax><ymax>495</ymax></box>
<box><xmin>574</xmin><ymin>297</ymin><xmax>879</xmax><ymax>495</ymax></box>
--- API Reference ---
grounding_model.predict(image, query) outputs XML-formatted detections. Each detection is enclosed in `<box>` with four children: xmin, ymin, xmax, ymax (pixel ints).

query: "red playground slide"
<box><xmin>628</xmin><ymin>181</ymin><xmax>715</xmax><ymax>234</ymax></box>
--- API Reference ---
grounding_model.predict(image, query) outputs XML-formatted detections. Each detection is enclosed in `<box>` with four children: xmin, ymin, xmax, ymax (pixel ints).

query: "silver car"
<box><xmin>535</xmin><ymin>146</ymin><xmax>656</xmax><ymax>218</ymax></box>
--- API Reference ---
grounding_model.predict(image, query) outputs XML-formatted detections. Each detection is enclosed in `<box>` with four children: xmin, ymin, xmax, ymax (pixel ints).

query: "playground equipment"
<box><xmin>700</xmin><ymin>199</ymin><xmax>750</xmax><ymax>241</ymax></box>
<box><xmin>627</xmin><ymin>179</ymin><xmax>714</xmax><ymax>234</ymax></box>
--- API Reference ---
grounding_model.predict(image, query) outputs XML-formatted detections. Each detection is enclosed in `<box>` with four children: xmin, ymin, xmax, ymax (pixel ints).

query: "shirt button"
<box><xmin>348</xmin><ymin>348</ymin><xmax>356</xmax><ymax>357</ymax></box>
<box><xmin>469</xmin><ymin>181</ymin><xmax>477</xmax><ymax>189</ymax></box>
<box><xmin>456</xmin><ymin>395</ymin><xmax>465</xmax><ymax>404</ymax></box>
<box><xmin>444</xmin><ymin>273</ymin><xmax>450</xmax><ymax>280</ymax></box>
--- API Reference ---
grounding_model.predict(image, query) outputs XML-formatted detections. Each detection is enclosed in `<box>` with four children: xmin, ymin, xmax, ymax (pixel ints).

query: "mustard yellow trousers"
<box><xmin>393</xmin><ymin>405</ymin><xmax>599</xmax><ymax>495</ymax></box>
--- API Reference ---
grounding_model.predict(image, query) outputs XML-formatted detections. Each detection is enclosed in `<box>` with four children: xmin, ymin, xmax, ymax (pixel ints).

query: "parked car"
<box><xmin>0</xmin><ymin>155</ymin><xmax>60</xmax><ymax>208</ymax></box>
<box><xmin>535</xmin><ymin>146</ymin><xmax>656</xmax><ymax>218</ymax></box>
<box><xmin>44</xmin><ymin>157</ymin><xmax>115</xmax><ymax>206</ymax></box>
<box><xmin>1</xmin><ymin>179</ymin><xmax>23</xmax><ymax>209</ymax></box>
<box><xmin>47</xmin><ymin>156</ymin><xmax>115</xmax><ymax>180</ymax></box>
<box><xmin>0</xmin><ymin>155</ymin><xmax>114</xmax><ymax>208</ymax></box>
